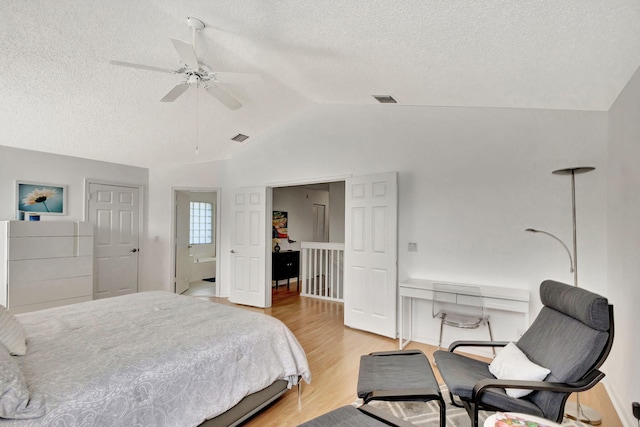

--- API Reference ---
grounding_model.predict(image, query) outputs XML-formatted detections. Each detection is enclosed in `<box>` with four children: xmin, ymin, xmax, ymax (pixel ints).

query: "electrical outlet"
<box><xmin>408</xmin><ymin>242</ymin><xmax>418</xmax><ymax>252</ymax></box>
<box><xmin>633</xmin><ymin>401</ymin><xmax>640</xmax><ymax>420</ymax></box>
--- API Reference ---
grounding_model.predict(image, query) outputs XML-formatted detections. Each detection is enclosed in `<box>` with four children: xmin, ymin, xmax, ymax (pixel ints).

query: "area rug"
<box><xmin>355</xmin><ymin>384</ymin><xmax>587</xmax><ymax>426</ymax></box>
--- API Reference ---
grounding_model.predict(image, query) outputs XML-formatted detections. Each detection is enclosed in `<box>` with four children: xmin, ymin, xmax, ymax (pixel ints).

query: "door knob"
<box><xmin>130</xmin><ymin>248</ymin><xmax>138</xmax><ymax>253</ymax></box>
<box><xmin>230</xmin><ymin>250</ymin><xmax>235</xmax><ymax>254</ymax></box>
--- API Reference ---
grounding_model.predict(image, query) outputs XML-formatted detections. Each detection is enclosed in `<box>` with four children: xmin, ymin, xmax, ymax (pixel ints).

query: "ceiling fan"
<box><xmin>110</xmin><ymin>17</ymin><xmax>260</xmax><ymax>110</ymax></box>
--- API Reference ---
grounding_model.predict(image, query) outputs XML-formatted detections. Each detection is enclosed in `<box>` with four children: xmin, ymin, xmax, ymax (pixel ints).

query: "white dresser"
<box><xmin>0</xmin><ymin>221</ymin><xmax>93</xmax><ymax>313</ymax></box>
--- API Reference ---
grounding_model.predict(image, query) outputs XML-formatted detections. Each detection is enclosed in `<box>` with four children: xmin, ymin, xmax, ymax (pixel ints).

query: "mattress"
<box><xmin>2</xmin><ymin>291</ymin><xmax>311</xmax><ymax>426</ymax></box>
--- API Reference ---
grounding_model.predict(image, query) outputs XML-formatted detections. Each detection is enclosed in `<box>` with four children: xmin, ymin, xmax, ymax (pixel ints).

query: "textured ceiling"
<box><xmin>1</xmin><ymin>0</ymin><xmax>639</xmax><ymax>168</ymax></box>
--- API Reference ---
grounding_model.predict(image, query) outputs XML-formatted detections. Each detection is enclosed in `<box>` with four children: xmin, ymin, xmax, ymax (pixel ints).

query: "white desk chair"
<box><xmin>431</xmin><ymin>283</ymin><xmax>495</xmax><ymax>356</ymax></box>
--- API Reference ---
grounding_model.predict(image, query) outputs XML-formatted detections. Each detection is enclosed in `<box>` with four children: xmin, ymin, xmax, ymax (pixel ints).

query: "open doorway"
<box><xmin>173</xmin><ymin>188</ymin><xmax>220</xmax><ymax>298</ymax></box>
<box><xmin>229</xmin><ymin>173</ymin><xmax>397</xmax><ymax>337</ymax></box>
<box><xmin>271</xmin><ymin>182</ymin><xmax>345</xmax><ymax>304</ymax></box>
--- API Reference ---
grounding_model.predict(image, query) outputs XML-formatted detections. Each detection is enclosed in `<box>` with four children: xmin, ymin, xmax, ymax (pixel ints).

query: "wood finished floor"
<box><xmin>204</xmin><ymin>287</ymin><xmax>622</xmax><ymax>427</ymax></box>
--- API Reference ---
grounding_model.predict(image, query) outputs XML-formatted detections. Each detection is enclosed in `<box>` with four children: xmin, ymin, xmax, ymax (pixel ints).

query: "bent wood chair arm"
<box><xmin>448</xmin><ymin>340</ymin><xmax>510</xmax><ymax>352</ymax></box>
<box><xmin>368</xmin><ymin>350</ymin><xmax>424</xmax><ymax>356</ymax></box>
<box><xmin>472</xmin><ymin>369</ymin><xmax>605</xmax><ymax>400</ymax></box>
<box><xmin>468</xmin><ymin>369</ymin><xmax>605</xmax><ymax>425</ymax></box>
<box><xmin>358</xmin><ymin>404</ymin><xmax>416</xmax><ymax>427</ymax></box>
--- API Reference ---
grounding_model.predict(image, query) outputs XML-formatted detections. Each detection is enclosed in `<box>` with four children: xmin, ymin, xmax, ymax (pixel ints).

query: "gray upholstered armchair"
<box><xmin>433</xmin><ymin>280</ymin><xmax>614</xmax><ymax>427</ymax></box>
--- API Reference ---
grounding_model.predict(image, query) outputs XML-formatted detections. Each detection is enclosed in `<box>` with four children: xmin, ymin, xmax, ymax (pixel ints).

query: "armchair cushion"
<box><xmin>540</xmin><ymin>280</ymin><xmax>609</xmax><ymax>331</ymax></box>
<box><xmin>517</xmin><ymin>305</ymin><xmax>609</xmax><ymax>418</ymax></box>
<box><xmin>488</xmin><ymin>342</ymin><xmax>550</xmax><ymax>398</ymax></box>
<box><xmin>434</xmin><ymin>350</ymin><xmax>544</xmax><ymax>416</ymax></box>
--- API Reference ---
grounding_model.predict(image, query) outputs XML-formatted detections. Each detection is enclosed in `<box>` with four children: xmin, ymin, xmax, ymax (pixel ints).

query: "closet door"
<box><xmin>88</xmin><ymin>183</ymin><xmax>140</xmax><ymax>299</ymax></box>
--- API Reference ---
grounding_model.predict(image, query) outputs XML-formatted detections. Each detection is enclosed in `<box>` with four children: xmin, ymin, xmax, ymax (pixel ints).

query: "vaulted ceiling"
<box><xmin>1</xmin><ymin>1</ymin><xmax>639</xmax><ymax>168</ymax></box>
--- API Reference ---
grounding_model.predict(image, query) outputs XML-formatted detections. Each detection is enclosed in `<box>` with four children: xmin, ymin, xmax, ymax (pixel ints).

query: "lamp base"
<box><xmin>564</xmin><ymin>401</ymin><xmax>602</xmax><ymax>425</ymax></box>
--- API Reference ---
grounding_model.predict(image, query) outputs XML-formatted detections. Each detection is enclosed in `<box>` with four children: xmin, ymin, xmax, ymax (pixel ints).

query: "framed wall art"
<box><xmin>16</xmin><ymin>181</ymin><xmax>67</xmax><ymax>215</ymax></box>
<box><xmin>272</xmin><ymin>211</ymin><xmax>288</xmax><ymax>238</ymax></box>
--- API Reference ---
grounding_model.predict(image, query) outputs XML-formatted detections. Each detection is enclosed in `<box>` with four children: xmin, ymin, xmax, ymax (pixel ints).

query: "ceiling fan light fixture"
<box><xmin>231</xmin><ymin>133</ymin><xmax>250</xmax><ymax>143</ymax></box>
<box><xmin>373</xmin><ymin>95</ymin><xmax>397</xmax><ymax>104</ymax></box>
<box><xmin>186</xmin><ymin>17</ymin><xmax>205</xmax><ymax>31</ymax></box>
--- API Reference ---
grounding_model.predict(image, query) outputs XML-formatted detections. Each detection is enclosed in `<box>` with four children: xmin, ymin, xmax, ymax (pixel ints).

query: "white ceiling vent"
<box><xmin>231</xmin><ymin>133</ymin><xmax>250</xmax><ymax>143</ymax></box>
<box><xmin>373</xmin><ymin>95</ymin><xmax>397</xmax><ymax>104</ymax></box>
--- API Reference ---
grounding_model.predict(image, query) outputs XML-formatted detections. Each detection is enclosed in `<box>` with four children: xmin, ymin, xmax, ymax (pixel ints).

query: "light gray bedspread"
<box><xmin>4</xmin><ymin>292</ymin><xmax>311</xmax><ymax>426</ymax></box>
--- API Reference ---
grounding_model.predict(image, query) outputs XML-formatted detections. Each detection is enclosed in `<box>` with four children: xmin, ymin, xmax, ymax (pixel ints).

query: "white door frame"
<box><xmin>265</xmin><ymin>175</ymin><xmax>350</xmax><ymax>306</ymax></box>
<box><xmin>171</xmin><ymin>187</ymin><xmax>221</xmax><ymax>296</ymax></box>
<box><xmin>84</xmin><ymin>179</ymin><xmax>145</xmax><ymax>295</ymax></box>
<box><xmin>227</xmin><ymin>176</ymin><xmax>348</xmax><ymax>307</ymax></box>
<box><xmin>174</xmin><ymin>190</ymin><xmax>192</xmax><ymax>295</ymax></box>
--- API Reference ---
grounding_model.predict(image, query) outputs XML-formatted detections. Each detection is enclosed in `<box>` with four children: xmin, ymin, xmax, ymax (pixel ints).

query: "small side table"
<box><xmin>272</xmin><ymin>250</ymin><xmax>300</xmax><ymax>290</ymax></box>
<box><xmin>484</xmin><ymin>412</ymin><xmax>562</xmax><ymax>427</ymax></box>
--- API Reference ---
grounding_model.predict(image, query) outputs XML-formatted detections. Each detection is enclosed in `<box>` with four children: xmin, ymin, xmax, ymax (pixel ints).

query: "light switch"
<box><xmin>408</xmin><ymin>242</ymin><xmax>418</xmax><ymax>252</ymax></box>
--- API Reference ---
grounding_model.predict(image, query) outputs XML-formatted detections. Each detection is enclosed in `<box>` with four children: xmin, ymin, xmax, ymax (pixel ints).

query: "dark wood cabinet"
<box><xmin>272</xmin><ymin>250</ymin><xmax>300</xmax><ymax>290</ymax></box>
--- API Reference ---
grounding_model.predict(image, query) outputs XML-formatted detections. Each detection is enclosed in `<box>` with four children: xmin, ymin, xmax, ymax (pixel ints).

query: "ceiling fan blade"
<box><xmin>205</xmin><ymin>85</ymin><xmax>242</xmax><ymax>110</ymax></box>
<box><xmin>214</xmin><ymin>72</ymin><xmax>263</xmax><ymax>85</ymax></box>
<box><xmin>170</xmin><ymin>38</ymin><xmax>199</xmax><ymax>68</ymax></box>
<box><xmin>109</xmin><ymin>60</ymin><xmax>175</xmax><ymax>74</ymax></box>
<box><xmin>160</xmin><ymin>82</ymin><xmax>190</xmax><ymax>102</ymax></box>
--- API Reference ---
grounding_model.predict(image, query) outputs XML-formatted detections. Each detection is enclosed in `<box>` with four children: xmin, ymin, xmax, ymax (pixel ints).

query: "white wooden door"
<box><xmin>174</xmin><ymin>190</ymin><xmax>191</xmax><ymax>294</ymax></box>
<box><xmin>344</xmin><ymin>172</ymin><xmax>398</xmax><ymax>338</ymax></box>
<box><xmin>229</xmin><ymin>187</ymin><xmax>269</xmax><ymax>308</ymax></box>
<box><xmin>88</xmin><ymin>183</ymin><xmax>140</xmax><ymax>299</ymax></box>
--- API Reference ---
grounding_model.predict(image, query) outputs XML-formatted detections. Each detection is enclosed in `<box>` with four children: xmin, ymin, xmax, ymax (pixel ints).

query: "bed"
<box><xmin>0</xmin><ymin>291</ymin><xmax>311</xmax><ymax>426</ymax></box>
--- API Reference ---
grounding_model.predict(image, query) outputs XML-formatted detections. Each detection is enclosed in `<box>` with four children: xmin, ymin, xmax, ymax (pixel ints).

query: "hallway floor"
<box><xmin>181</xmin><ymin>280</ymin><xmax>216</xmax><ymax>297</ymax></box>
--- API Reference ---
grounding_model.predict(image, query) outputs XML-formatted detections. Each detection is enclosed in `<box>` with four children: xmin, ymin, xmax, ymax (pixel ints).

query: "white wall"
<box><xmin>607</xmin><ymin>65</ymin><xmax>640</xmax><ymax>426</ymax></box>
<box><xmin>273</xmin><ymin>186</ymin><xmax>330</xmax><ymax>251</ymax></box>
<box><xmin>143</xmin><ymin>103</ymin><xmax>613</xmax><ymax>394</ymax></box>
<box><xmin>143</xmin><ymin>160</ymin><xmax>226</xmax><ymax>292</ymax></box>
<box><xmin>222</xmin><ymin>104</ymin><xmax>607</xmax><ymax>305</ymax></box>
<box><xmin>0</xmin><ymin>145</ymin><xmax>149</xmax><ymax>302</ymax></box>
<box><xmin>212</xmin><ymin>104</ymin><xmax>606</xmax><ymax>348</ymax></box>
<box><xmin>0</xmin><ymin>145</ymin><xmax>148</xmax><ymax>223</ymax></box>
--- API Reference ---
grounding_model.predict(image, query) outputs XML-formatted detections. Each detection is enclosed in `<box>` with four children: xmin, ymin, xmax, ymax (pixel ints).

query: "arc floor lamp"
<box><xmin>526</xmin><ymin>166</ymin><xmax>600</xmax><ymax>425</ymax></box>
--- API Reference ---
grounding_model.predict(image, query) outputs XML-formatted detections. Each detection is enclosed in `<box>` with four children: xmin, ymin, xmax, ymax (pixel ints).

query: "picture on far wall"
<box><xmin>273</xmin><ymin>211</ymin><xmax>288</xmax><ymax>238</ymax></box>
<box><xmin>16</xmin><ymin>181</ymin><xmax>67</xmax><ymax>215</ymax></box>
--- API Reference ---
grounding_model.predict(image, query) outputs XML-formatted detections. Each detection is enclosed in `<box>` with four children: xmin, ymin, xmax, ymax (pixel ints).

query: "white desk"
<box><xmin>399</xmin><ymin>278</ymin><xmax>529</xmax><ymax>349</ymax></box>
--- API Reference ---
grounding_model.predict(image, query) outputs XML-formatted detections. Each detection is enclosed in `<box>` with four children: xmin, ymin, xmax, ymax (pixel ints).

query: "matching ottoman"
<box><xmin>357</xmin><ymin>350</ymin><xmax>445</xmax><ymax>427</ymax></box>
<box><xmin>299</xmin><ymin>349</ymin><xmax>445</xmax><ymax>427</ymax></box>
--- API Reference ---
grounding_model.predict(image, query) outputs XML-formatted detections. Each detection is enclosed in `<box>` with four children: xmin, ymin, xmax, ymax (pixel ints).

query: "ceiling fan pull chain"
<box><xmin>195</xmin><ymin>78</ymin><xmax>199</xmax><ymax>154</ymax></box>
<box><xmin>192</xmin><ymin>26</ymin><xmax>197</xmax><ymax>58</ymax></box>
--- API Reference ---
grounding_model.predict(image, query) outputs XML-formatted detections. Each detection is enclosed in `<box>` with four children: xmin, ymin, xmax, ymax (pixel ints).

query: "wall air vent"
<box><xmin>231</xmin><ymin>133</ymin><xmax>250</xmax><ymax>143</ymax></box>
<box><xmin>373</xmin><ymin>95</ymin><xmax>397</xmax><ymax>104</ymax></box>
